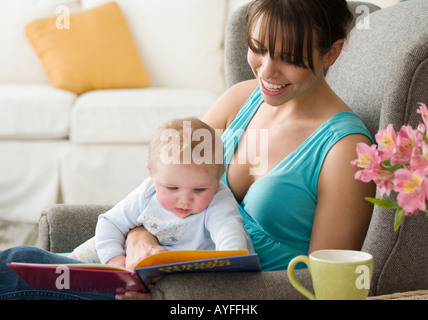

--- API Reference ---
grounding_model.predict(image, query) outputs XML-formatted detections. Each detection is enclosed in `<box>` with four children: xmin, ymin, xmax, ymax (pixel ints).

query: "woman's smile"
<box><xmin>260</xmin><ymin>77</ymin><xmax>291</xmax><ymax>96</ymax></box>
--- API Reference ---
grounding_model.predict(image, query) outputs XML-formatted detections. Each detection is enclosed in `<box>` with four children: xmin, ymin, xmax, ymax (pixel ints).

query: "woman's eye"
<box><xmin>250</xmin><ymin>40</ymin><xmax>267</xmax><ymax>55</ymax></box>
<box><xmin>252</xmin><ymin>45</ymin><xmax>267</xmax><ymax>54</ymax></box>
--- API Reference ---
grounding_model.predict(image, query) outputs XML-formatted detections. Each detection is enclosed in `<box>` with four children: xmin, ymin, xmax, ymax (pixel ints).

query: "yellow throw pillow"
<box><xmin>25</xmin><ymin>2</ymin><xmax>150</xmax><ymax>94</ymax></box>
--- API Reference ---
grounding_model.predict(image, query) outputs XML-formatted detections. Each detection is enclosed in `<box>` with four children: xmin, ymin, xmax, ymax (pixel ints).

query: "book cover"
<box><xmin>7</xmin><ymin>250</ymin><xmax>260</xmax><ymax>293</ymax></box>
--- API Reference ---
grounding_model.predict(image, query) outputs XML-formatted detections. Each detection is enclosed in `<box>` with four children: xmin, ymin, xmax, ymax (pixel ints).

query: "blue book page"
<box><xmin>135</xmin><ymin>253</ymin><xmax>260</xmax><ymax>286</ymax></box>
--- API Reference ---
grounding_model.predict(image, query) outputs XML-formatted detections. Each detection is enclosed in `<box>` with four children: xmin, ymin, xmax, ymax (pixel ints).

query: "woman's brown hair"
<box><xmin>246</xmin><ymin>0</ymin><xmax>353</xmax><ymax>72</ymax></box>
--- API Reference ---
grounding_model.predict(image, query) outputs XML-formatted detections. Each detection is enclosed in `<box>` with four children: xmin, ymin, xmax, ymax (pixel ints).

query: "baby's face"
<box><xmin>151</xmin><ymin>163</ymin><xmax>219</xmax><ymax>218</ymax></box>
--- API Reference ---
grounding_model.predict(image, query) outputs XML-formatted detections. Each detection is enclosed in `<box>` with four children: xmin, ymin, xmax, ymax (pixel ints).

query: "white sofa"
<box><xmin>0</xmin><ymin>0</ymin><xmax>252</xmax><ymax>222</ymax></box>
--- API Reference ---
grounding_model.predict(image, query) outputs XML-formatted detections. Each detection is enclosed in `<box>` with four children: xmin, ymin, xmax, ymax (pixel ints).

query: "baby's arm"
<box><xmin>95</xmin><ymin>180</ymin><xmax>150</xmax><ymax>264</ymax></box>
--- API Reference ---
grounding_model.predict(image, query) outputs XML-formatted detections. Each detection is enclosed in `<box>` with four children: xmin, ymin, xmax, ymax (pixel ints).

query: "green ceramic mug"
<box><xmin>287</xmin><ymin>249</ymin><xmax>374</xmax><ymax>300</ymax></box>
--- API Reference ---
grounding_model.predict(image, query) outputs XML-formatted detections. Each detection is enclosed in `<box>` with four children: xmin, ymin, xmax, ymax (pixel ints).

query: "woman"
<box><xmin>0</xmin><ymin>0</ymin><xmax>375</xmax><ymax>300</ymax></box>
<box><xmin>125</xmin><ymin>0</ymin><xmax>375</xmax><ymax>278</ymax></box>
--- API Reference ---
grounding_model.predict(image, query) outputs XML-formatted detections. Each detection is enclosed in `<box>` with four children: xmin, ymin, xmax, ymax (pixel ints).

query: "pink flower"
<box><xmin>351</xmin><ymin>143</ymin><xmax>381</xmax><ymax>169</ymax></box>
<box><xmin>373</xmin><ymin>169</ymin><xmax>395</xmax><ymax>198</ymax></box>
<box><xmin>392</xmin><ymin>125</ymin><xmax>422</xmax><ymax>165</ymax></box>
<box><xmin>352</xmin><ymin>102</ymin><xmax>428</xmax><ymax>230</ymax></box>
<box><xmin>375</xmin><ymin>124</ymin><xmax>397</xmax><ymax>160</ymax></box>
<box><xmin>417</xmin><ymin>102</ymin><xmax>428</xmax><ymax>134</ymax></box>
<box><xmin>410</xmin><ymin>140</ymin><xmax>428</xmax><ymax>173</ymax></box>
<box><xmin>393</xmin><ymin>168</ymin><xmax>428</xmax><ymax>215</ymax></box>
<box><xmin>351</xmin><ymin>143</ymin><xmax>382</xmax><ymax>183</ymax></box>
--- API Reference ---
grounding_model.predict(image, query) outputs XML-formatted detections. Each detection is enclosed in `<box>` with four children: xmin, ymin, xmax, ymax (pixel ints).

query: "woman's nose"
<box><xmin>260</xmin><ymin>55</ymin><xmax>277</xmax><ymax>79</ymax></box>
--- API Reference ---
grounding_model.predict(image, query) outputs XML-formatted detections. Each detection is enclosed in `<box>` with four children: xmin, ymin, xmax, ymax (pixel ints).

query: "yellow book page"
<box><xmin>69</xmin><ymin>264</ymin><xmax>130</xmax><ymax>272</ymax></box>
<box><xmin>134</xmin><ymin>250</ymin><xmax>249</xmax><ymax>269</ymax></box>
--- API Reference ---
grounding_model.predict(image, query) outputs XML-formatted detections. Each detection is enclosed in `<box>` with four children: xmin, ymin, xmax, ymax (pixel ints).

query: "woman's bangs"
<box><xmin>247</xmin><ymin>1</ymin><xmax>314</xmax><ymax>71</ymax></box>
<box><xmin>278</xmin><ymin>19</ymin><xmax>310</xmax><ymax>69</ymax></box>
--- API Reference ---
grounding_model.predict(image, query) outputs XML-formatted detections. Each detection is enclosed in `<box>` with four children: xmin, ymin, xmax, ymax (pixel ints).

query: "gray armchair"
<box><xmin>39</xmin><ymin>0</ymin><xmax>428</xmax><ymax>299</ymax></box>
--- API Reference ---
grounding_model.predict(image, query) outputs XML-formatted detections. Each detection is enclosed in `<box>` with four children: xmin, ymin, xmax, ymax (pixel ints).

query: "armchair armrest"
<box><xmin>38</xmin><ymin>204</ymin><xmax>311</xmax><ymax>299</ymax></box>
<box><xmin>38</xmin><ymin>204</ymin><xmax>113</xmax><ymax>253</ymax></box>
<box><xmin>153</xmin><ymin>269</ymin><xmax>311</xmax><ymax>300</ymax></box>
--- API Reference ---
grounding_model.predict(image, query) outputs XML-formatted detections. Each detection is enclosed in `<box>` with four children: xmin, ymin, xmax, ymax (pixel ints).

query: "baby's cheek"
<box><xmin>194</xmin><ymin>195</ymin><xmax>215</xmax><ymax>212</ymax></box>
<box><xmin>157</xmin><ymin>193</ymin><xmax>175</xmax><ymax>211</ymax></box>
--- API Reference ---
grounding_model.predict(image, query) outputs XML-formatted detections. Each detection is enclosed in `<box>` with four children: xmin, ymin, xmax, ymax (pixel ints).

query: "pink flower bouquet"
<box><xmin>352</xmin><ymin>102</ymin><xmax>428</xmax><ymax>231</ymax></box>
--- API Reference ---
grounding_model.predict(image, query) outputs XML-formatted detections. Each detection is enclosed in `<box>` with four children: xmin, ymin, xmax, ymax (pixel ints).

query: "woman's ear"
<box><xmin>323</xmin><ymin>39</ymin><xmax>345</xmax><ymax>68</ymax></box>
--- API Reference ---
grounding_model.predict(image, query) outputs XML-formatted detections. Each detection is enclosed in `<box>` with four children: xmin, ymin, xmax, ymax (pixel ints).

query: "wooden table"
<box><xmin>368</xmin><ymin>290</ymin><xmax>428</xmax><ymax>300</ymax></box>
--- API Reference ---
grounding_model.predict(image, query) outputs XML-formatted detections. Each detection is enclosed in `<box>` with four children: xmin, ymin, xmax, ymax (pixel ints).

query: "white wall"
<box><xmin>229</xmin><ymin>0</ymin><xmax>403</xmax><ymax>13</ymax></box>
<box><xmin>360</xmin><ymin>0</ymin><xmax>402</xmax><ymax>8</ymax></box>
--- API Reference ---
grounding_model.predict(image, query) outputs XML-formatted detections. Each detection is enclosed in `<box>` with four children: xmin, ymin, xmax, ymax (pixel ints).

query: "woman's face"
<box><xmin>247</xmin><ymin>17</ymin><xmax>328</xmax><ymax>107</ymax></box>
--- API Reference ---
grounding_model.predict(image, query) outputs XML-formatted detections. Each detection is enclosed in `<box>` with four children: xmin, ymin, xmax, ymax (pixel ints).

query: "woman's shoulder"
<box><xmin>203</xmin><ymin>79</ymin><xmax>258</xmax><ymax>130</ymax></box>
<box><xmin>229</xmin><ymin>79</ymin><xmax>259</xmax><ymax>97</ymax></box>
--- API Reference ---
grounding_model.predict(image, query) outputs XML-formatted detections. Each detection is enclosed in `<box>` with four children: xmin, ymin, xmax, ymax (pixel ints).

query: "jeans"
<box><xmin>0</xmin><ymin>246</ymin><xmax>115</xmax><ymax>300</ymax></box>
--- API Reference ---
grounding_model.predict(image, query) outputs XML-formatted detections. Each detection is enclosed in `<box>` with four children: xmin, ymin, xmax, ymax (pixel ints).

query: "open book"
<box><xmin>7</xmin><ymin>250</ymin><xmax>260</xmax><ymax>293</ymax></box>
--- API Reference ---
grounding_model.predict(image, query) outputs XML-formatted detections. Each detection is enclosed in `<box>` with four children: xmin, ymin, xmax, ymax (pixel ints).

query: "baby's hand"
<box><xmin>106</xmin><ymin>255</ymin><xmax>127</xmax><ymax>269</ymax></box>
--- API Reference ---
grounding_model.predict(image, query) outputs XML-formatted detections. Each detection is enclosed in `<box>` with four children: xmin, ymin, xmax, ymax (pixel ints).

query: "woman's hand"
<box><xmin>125</xmin><ymin>226</ymin><xmax>167</xmax><ymax>270</ymax></box>
<box><xmin>106</xmin><ymin>255</ymin><xmax>126</xmax><ymax>269</ymax></box>
<box><xmin>115</xmin><ymin>226</ymin><xmax>165</xmax><ymax>300</ymax></box>
<box><xmin>115</xmin><ymin>284</ymin><xmax>152</xmax><ymax>300</ymax></box>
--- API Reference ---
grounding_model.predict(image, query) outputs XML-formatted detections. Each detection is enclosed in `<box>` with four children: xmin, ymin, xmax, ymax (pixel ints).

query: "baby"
<box><xmin>69</xmin><ymin>117</ymin><xmax>250</xmax><ymax>268</ymax></box>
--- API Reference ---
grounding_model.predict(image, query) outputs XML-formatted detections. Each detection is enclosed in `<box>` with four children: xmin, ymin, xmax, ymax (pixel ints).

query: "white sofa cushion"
<box><xmin>70</xmin><ymin>88</ymin><xmax>219</xmax><ymax>144</ymax></box>
<box><xmin>60</xmin><ymin>144</ymin><xmax>150</xmax><ymax>204</ymax></box>
<box><xmin>0</xmin><ymin>84</ymin><xmax>75</xmax><ymax>139</ymax></box>
<box><xmin>0</xmin><ymin>141</ymin><xmax>69</xmax><ymax>222</ymax></box>
<box><xmin>81</xmin><ymin>0</ymin><xmax>227</xmax><ymax>94</ymax></box>
<box><xmin>0</xmin><ymin>0</ymin><xmax>81</xmax><ymax>83</ymax></box>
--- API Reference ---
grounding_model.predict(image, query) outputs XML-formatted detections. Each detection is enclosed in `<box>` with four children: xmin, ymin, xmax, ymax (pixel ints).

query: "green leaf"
<box><xmin>384</xmin><ymin>163</ymin><xmax>405</xmax><ymax>172</ymax></box>
<box><xmin>418</xmin><ymin>130</ymin><xmax>428</xmax><ymax>144</ymax></box>
<box><xmin>394</xmin><ymin>208</ymin><xmax>405</xmax><ymax>231</ymax></box>
<box><xmin>365</xmin><ymin>197</ymin><xmax>400</xmax><ymax>209</ymax></box>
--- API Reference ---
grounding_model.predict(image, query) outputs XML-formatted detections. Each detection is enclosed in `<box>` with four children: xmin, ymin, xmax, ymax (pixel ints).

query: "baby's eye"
<box><xmin>194</xmin><ymin>188</ymin><xmax>206</xmax><ymax>192</ymax></box>
<box><xmin>167</xmin><ymin>186</ymin><xmax>178</xmax><ymax>190</ymax></box>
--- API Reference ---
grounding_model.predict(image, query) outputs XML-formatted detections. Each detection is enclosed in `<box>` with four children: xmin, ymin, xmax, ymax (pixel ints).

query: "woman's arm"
<box><xmin>117</xmin><ymin>227</ymin><xmax>166</xmax><ymax>300</ymax></box>
<box><xmin>309</xmin><ymin>134</ymin><xmax>376</xmax><ymax>253</ymax></box>
<box><xmin>125</xmin><ymin>226</ymin><xmax>166</xmax><ymax>270</ymax></box>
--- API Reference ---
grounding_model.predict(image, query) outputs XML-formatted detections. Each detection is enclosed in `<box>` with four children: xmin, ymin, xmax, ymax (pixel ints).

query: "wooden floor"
<box><xmin>0</xmin><ymin>219</ymin><xmax>39</xmax><ymax>251</ymax></box>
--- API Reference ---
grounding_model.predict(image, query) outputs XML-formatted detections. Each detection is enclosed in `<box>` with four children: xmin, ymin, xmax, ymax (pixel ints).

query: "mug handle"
<box><xmin>287</xmin><ymin>255</ymin><xmax>316</xmax><ymax>300</ymax></box>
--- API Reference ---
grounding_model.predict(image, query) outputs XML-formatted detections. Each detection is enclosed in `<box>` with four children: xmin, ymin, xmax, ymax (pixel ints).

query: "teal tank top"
<box><xmin>221</xmin><ymin>86</ymin><xmax>373</xmax><ymax>271</ymax></box>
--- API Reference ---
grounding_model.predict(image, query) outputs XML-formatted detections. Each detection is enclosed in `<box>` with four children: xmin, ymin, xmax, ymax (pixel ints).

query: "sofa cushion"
<box><xmin>0</xmin><ymin>84</ymin><xmax>75</xmax><ymax>139</ymax></box>
<box><xmin>70</xmin><ymin>88</ymin><xmax>219</xmax><ymax>144</ymax></box>
<box><xmin>25</xmin><ymin>2</ymin><xmax>150</xmax><ymax>94</ymax></box>
<box><xmin>0</xmin><ymin>0</ymin><xmax>81</xmax><ymax>83</ymax></box>
<box><xmin>0</xmin><ymin>141</ymin><xmax>69</xmax><ymax>222</ymax></box>
<box><xmin>60</xmin><ymin>144</ymin><xmax>150</xmax><ymax>205</ymax></box>
<box><xmin>81</xmin><ymin>0</ymin><xmax>227</xmax><ymax>94</ymax></box>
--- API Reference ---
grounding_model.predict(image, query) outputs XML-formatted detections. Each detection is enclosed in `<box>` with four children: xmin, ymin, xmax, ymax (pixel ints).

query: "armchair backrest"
<box><xmin>333</xmin><ymin>0</ymin><xmax>428</xmax><ymax>296</ymax></box>
<box><xmin>224</xmin><ymin>0</ymin><xmax>428</xmax><ymax>296</ymax></box>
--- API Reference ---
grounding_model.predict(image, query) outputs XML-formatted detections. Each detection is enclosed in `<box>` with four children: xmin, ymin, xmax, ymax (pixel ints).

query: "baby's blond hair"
<box><xmin>148</xmin><ymin>117</ymin><xmax>225</xmax><ymax>179</ymax></box>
